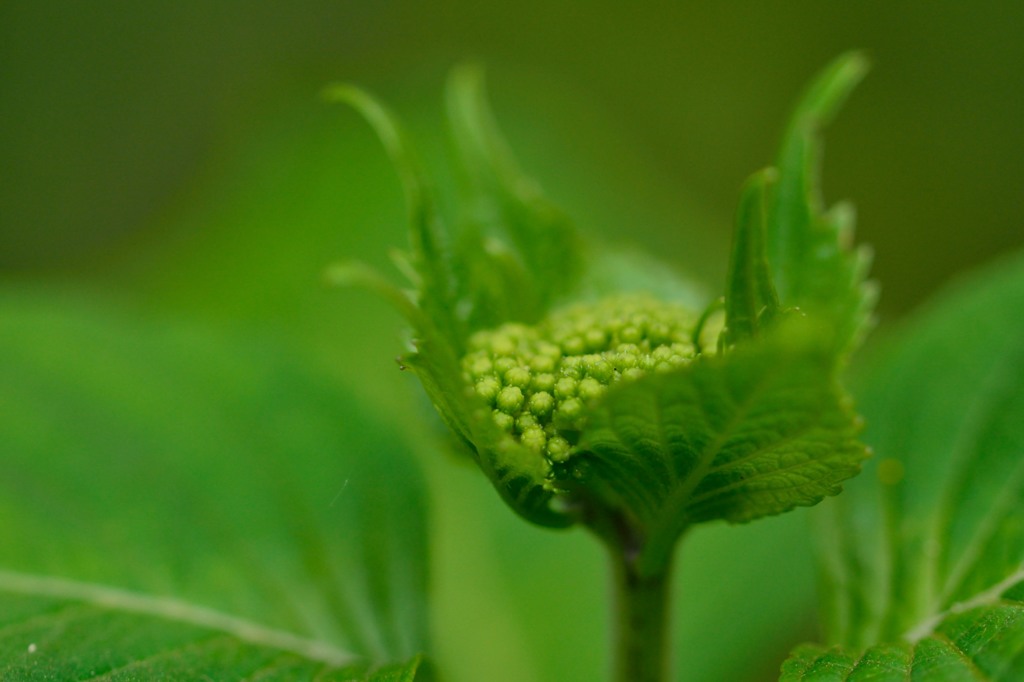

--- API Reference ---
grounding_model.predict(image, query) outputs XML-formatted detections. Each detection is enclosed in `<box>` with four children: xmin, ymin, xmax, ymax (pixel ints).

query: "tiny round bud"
<box><xmin>530</xmin><ymin>354</ymin><xmax>557</xmax><ymax>374</ymax></box>
<box><xmin>620</xmin><ymin>325</ymin><xmax>642</xmax><ymax>344</ymax></box>
<box><xmin>558</xmin><ymin>397</ymin><xmax>584</xmax><ymax>423</ymax></box>
<box><xmin>554</xmin><ymin>377</ymin><xmax>577</xmax><ymax>399</ymax></box>
<box><xmin>504</xmin><ymin>366</ymin><xmax>532</xmax><ymax>389</ymax></box>
<box><xmin>536</xmin><ymin>341</ymin><xmax>561</xmax><ymax>359</ymax></box>
<box><xmin>648</xmin><ymin>323</ymin><xmax>671</xmax><ymax>346</ymax></box>
<box><xmin>521</xmin><ymin>426</ymin><xmax>547</xmax><ymax>453</ymax></box>
<box><xmin>615</xmin><ymin>350</ymin><xmax>639</xmax><ymax>370</ymax></box>
<box><xmin>584</xmin><ymin>357</ymin><xmax>614</xmax><ymax>383</ymax></box>
<box><xmin>492</xmin><ymin>410</ymin><xmax>515</xmax><ymax>432</ymax></box>
<box><xmin>652</xmin><ymin>345</ymin><xmax>673</xmax><ymax>362</ymax></box>
<box><xmin>491</xmin><ymin>335</ymin><xmax>516</xmax><ymax>356</ymax></box>
<box><xmin>584</xmin><ymin>328</ymin><xmax>607</xmax><ymax>351</ymax></box>
<box><xmin>494</xmin><ymin>357</ymin><xmax>517</xmax><ymax>375</ymax></box>
<box><xmin>532</xmin><ymin>372</ymin><xmax>556</xmax><ymax>392</ymax></box>
<box><xmin>517</xmin><ymin>413</ymin><xmax>539</xmax><ymax>431</ymax></box>
<box><xmin>547</xmin><ymin>436</ymin><xmax>572</xmax><ymax>463</ymax></box>
<box><xmin>528</xmin><ymin>391</ymin><xmax>555</xmax><ymax>416</ymax></box>
<box><xmin>497</xmin><ymin>386</ymin><xmax>525</xmax><ymax>412</ymax></box>
<box><xmin>468</xmin><ymin>355</ymin><xmax>494</xmax><ymax>377</ymax></box>
<box><xmin>475</xmin><ymin>377</ymin><xmax>501</xmax><ymax>403</ymax></box>
<box><xmin>562</xmin><ymin>336</ymin><xmax>586</xmax><ymax>355</ymax></box>
<box><xmin>560</xmin><ymin>357</ymin><xmax>584</xmax><ymax>379</ymax></box>
<box><xmin>578</xmin><ymin>377</ymin><xmax>605</xmax><ymax>401</ymax></box>
<box><xmin>671</xmin><ymin>342</ymin><xmax>693</xmax><ymax>357</ymax></box>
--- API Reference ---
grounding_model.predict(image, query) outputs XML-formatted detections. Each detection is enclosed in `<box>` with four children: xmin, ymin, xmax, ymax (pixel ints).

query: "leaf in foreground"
<box><xmin>0</xmin><ymin>292</ymin><xmax>429</xmax><ymax>680</ymax></box>
<box><xmin>780</xmin><ymin>251</ymin><xmax>1024</xmax><ymax>680</ymax></box>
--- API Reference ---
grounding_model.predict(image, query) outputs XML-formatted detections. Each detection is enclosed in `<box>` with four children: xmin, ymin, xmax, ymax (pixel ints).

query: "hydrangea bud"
<box><xmin>461</xmin><ymin>295</ymin><xmax>698</xmax><ymax>466</ymax></box>
<box><xmin>330</xmin><ymin>54</ymin><xmax>872</xmax><ymax>568</ymax></box>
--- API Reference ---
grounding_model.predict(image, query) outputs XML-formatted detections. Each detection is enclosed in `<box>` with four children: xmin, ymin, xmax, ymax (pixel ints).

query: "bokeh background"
<box><xmin>3</xmin><ymin>2</ymin><xmax>1022</xmax><ymax>681</ymax></box>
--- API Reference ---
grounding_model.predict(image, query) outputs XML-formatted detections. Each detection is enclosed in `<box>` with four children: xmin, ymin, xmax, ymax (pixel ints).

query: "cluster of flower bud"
<box><xmin>461</xmin><ymin>295</ymin><xmax>697</xmax><ymax>465</ymax></box>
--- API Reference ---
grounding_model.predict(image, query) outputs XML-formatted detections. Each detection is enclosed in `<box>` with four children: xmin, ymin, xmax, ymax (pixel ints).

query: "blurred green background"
<box><xmin>2</xmin><ymin>2</ymin><xmax>1022</xmax><ymax>681</ymax></box>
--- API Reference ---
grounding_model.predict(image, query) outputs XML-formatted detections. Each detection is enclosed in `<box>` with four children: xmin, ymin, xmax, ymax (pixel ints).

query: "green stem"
<box><xmin>610</xmin><ymin>547</ymin><xmax>672</xmax><ymax>682</ymax></box>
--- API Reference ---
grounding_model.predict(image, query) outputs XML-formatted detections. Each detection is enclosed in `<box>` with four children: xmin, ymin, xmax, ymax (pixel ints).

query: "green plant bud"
<box><xmin>467</xmin><ymin>355</ymin><xmax>493</xmax><ymax>378</ymax></box>
<box><xmin>560</xmin><ymin>358</ymin><xmax>585</xmax><ymax>380</ymax></box>
<box><xmin>475</xmin><ymin>377</ymin><xmax>501</xmax><ymax>403</ymax></box>
<box><xmin>554</xmin><ymin>377</ymin><xmax>578</xmax><ymax>399</ymax></box>
<box><xmin>613</xmin><ymin>349</ymin><xmax>639</xmax><ymax>370</ymax></box>
<box><xmin>490</xmin><ymin>335</ymin><xmax>517</xmax><ymax>357</ymax></box>
<box><xmin>546</xmin><ymin>436</ymin><xmax>572</xmax><ymax>464</ymax></box>
<box><xmin>562</xmin><ymin>336</ymin><xmax>586</xmax><ymax>356</ymax></box>
<box><xmin>536</xmin><ymin>341</ymin><xmax>561</xmax><ymax>359</ymax></box>
<box><xmin>557</xmin><ymin>397</ymin><xmax>584</xmax><ymax>424</ymax></box>
<box><xmin>648</xmin><ymin>322</ymin><xmax>672</xmax><ymax>346</ymax></box>
<box><xmin>577</xmin><ymin>377</ymin><xmax>605</xmax><ymax>401</ymax></box>
<box><xmin>530</xmin><ymin>354</ymin><xmax>557</xmax><ymax>374</ymax></box>
<box><xmin>516</xmin><ymin>413</ymin><xmax>539</xmax><ymax>432</ymax></box>
<box><xmin>651</xmin><ymin>345</ymin><xmax>673</xmax><ymax>362</ymax></box>
<box><xmin>583</xmin><ymin>356</ymin><xmax>614</xmax><ymax>382</ymax></box>
<box><xmin>493</xmin><ymin>357</ymin><xmax>518</xmax><ymax>375</ymax></box>
<box><xmin>504</xmin><ymin>366</ymin><xmax>532</xmax><ymax>389</ymax></box>
<box><xmin>528</xmin><ymin>391</ymin><xmax>555</xmax><ymax>417</ymax></box>
<box><xmin>459</xmin><ymin>294</ymin><xmax>701</xmax><ymax>470</ymax></box>
<box><xmin>492</xmin><ymin>410</ymin><xmax>515</xmax><ymax>433</ymax></box>
<box><xmin>532</xmin><ymin>372</ymin><xmax>556</xmax><ymax>392</ymax></box>
<box><xmin>497</xmin><ymin>385</ymin><xmax>525</xmax><ymax>412</ymax></box>
<box><xmin>620</xmin><ymin>325</ymin><xmax>642</xmax><ymax>345</ymax></box>
<box><xmin>345</xmin><ymin>53</ymin><xmax>872</xmax><ymax>583</ymax></box>
<box><xmin>584</xmin><ymin>328</ymin><xmax>607</xmax><ymax>351</ymax></box>
<box><xmin>521</xmin><ymin>426</ymin><xmax>547</xmax><ymax>453</ymax></box>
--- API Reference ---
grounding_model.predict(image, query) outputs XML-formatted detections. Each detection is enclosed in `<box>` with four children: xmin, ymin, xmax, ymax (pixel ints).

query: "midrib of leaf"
<box><xmin>874</xmin><ymin>330</ymin><xmax>1024</xmax><ymax>642</ymax></box>
<box><xmin>0</xmin><ymin>568</ymin><xmax>360</xmax><ymax>667</ymax></box>
<box><xmin>639</xmin><ymin>351</ymin><xmax>783</xmax><ymax>571</ymax></box>
<box><xmin>935</xmin><ymin>339</ymin><xmax>1024</xmax><ymax>607</ymax></box>
<box><xmin>904</xmin><ymin>565</ymin><xmax>1024</xmax><ymax>643</ymax></box>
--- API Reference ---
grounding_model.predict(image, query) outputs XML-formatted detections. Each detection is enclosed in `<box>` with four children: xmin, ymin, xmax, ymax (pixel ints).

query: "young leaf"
<box><xmin>767</xmin><ymin>51</ymin><xmax>874</xmax><ymax>356</ymax></box>
<box><xmin>723</xmin><ymin>167</ymin><xmax>781</xmax><ymax>344</ymax></box>
<box><xmin>445</xmin><ymin>64</ymin><xmax>585</xmax><ymax>328</ymax></box>
<box><xmin>576</xmin><ymin>318</ymin><xmax>866</xmax><ymax>576</ymax></box>
<box><xmin>780</xmin><ymin>251</ymin><xmax>1024</xmax><ymax>680</ymax></box>
<box><xmin>0</xmin><ymin>292</ymin><xmax>430</xmax><ymax>680</ymax></box>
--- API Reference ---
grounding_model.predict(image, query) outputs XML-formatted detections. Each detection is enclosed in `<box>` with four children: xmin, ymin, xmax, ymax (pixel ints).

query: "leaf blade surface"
<box><xmin>0</xmin><ymin>292</ymin><xmax>430</xmax><ymax>680</ymax></box>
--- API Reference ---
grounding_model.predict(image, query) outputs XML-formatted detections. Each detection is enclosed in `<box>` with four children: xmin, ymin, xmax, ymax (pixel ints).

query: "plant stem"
<box><xmin>610</xmin><ymin>547</ymin><xmax>672</xmax><ymax>682</ymax></box>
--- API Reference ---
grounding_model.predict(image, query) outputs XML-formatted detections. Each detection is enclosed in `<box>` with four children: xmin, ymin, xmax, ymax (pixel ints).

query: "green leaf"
<box><xmin>0</xmin><ymin>291</ymin><xmax>430</xmax><ymax>680</ymax></box>
<box><xmin>724</xmin><ymin>167</ymin><xmax>781</xmax><ymax>344</ymax></box>
<box><xmin>782</xmin><ymin>251</ymin><xmax>1024</xmax><ymax>680</ymax></box>
<box><xmin>323</xmin><ymin>84</ymin><xmax>461</xmax><ymax>353</ymax></box>
<box><xmin>328</xmin><ymin>71</ymin><xmax>590</xmax><ymax>529</ymax></box>
<box><xmin>445</xmin><ymin>64</ymin><xmax>585</xmax><ymax>329</ymax></box>
<box><xmin>576</xmin><ymin>318</ymin><xmax>867</xmax><ymax>576</ymax></box>
<box><xmin>767</xmin><ymin>51</ymin><xmax>874</xmax><ymax>355</ymax></box>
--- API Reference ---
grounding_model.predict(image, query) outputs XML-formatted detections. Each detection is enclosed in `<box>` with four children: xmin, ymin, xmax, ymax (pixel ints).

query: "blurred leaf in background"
<box><xmin>0</xmin><ymin>292</ymin><xmax>429</xmax><ymax>679</ymax></box>
<box><xmin>2</xmin><ymin>2</ymin><xmax>1022</xmax><ymax>681</ymax></box>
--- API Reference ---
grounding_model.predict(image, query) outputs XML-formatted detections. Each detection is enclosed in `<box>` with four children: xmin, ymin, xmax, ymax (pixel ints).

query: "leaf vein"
<box><xmin>0</xmin><ymin>569</ymin><xmax>360</xmax><ymax>667</ymax></box>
